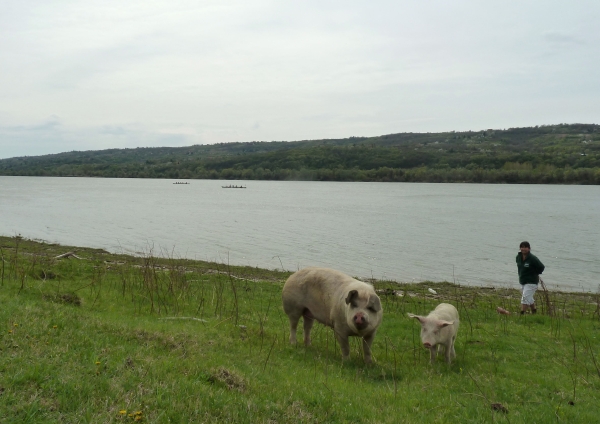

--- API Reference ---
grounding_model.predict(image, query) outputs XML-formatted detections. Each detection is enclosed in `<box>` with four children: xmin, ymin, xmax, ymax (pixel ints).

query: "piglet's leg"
<box><xmin>429</xmin><ymin>346</ymin><xmax>437</xmax><ymax>364</ymax></box>
<box><xmin>444</xmin><ymin>343</ymin><xmax>453</xmax><ymax>364</ymax></box>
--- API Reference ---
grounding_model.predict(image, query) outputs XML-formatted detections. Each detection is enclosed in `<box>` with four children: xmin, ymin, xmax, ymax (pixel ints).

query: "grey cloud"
<box><xmin>0</xmin><ymin>120</ymin><xmax>193</xmax><ymax>159</ymax></box>
<box><xmin>99</xmin><ymin>126</ymin><xmax>129</xmax><ymax>136</ymax></box>
<box><xmin>4</xmin><ymin>116</ymin><xmax>62</xmax><ymax>134</ymax></box>
<box><xmin>543</xmin><ymin>32</ymin><xmax>584</xmax><ymax>47</ymax></box>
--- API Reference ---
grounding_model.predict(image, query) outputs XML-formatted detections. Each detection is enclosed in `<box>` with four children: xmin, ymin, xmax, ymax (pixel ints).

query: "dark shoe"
<box><xmin>531</xmin><ymin>309</ymin><xmax>537</xmax><ymax>314</ymax></box>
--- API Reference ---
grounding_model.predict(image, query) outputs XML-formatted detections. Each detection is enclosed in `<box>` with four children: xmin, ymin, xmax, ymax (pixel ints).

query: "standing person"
<box><xmin>516</xmin><ymin>241</ymin><xmax>545</xmax><ymax>315</ymax></box>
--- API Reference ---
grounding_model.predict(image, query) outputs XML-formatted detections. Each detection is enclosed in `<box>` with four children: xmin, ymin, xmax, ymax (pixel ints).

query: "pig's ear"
<box><xmin>407</xmin><ymin>313</ymin><xmax>425</xmax><ymax>324</ymax></box>
<box><xmin>370</xmin><ymin>296</ymin><xmax>382</xmax><ymax>311</ymax></box>
<box><xmin>438</xmin><ymin>320</ymin><xmax>454</xmax><ymax>328</ymax></box>
<box><xmin>345</xmin><ymin>290</ymin><xmax>359</xmax><ymax>305</ymax></box>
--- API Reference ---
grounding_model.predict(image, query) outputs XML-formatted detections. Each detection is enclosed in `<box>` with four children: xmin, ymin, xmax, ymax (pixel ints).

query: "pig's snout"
<box><xmin>353</xmin><ymin>313</ymin><xmax>368</xmax><ymax>330</ymax></box>
<box><xmin>423</xmin><ymin>342</ymin><xmax>432</xmax><ymax>348</ymax></box>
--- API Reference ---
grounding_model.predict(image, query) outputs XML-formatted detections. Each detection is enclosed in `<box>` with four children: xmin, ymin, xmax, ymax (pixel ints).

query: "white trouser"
<box><xmin>520</xmin><ymin>283</ymin><xmax>538</xmax><ymax>305</ymax></box>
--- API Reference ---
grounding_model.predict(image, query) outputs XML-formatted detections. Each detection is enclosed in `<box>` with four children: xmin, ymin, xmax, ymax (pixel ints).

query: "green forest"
<box><xmin>1</xmin><ymin>123</ymin><xmax>599</xmax><ymax>184</ymax></box>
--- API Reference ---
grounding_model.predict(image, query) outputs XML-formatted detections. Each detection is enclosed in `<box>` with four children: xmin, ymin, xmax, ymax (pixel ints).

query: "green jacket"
<box><xmin>516</xmin><ymin>252</ymin><xmax>545</xmax><ymax>285</ymax></box>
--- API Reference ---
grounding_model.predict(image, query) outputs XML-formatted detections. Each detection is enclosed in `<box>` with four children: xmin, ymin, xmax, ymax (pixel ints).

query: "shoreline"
<box><xmin>1</xmin><ymin>234</ymin><xmax>595</xmax><ymax>296</ymax></box>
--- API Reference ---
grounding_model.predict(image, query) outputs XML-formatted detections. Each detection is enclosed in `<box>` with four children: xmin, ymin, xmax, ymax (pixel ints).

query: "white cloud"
<box><xmin>1</xmin><ymin>0</ymin><xmax>599</xmax><ymax>158</ymax></box>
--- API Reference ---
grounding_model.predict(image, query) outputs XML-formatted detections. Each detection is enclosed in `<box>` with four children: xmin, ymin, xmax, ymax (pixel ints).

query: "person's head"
<box><xmin>520</xmin><ymin>241</ymin><xmax>530</xmax><ymax>255</ymax></box>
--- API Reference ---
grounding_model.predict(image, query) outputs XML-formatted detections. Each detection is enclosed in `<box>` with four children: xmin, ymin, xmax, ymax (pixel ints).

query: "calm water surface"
<box><xmin>1</xmin><ymin>176</ymin><xmax>598</xmax><ymax>291</ymax></box>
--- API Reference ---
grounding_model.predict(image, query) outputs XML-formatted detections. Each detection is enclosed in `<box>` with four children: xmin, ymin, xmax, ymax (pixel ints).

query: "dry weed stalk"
<box><xmin>539</xmin><ymin>277</ymin><xmax>555</xmax><ymax>316</ymax></box>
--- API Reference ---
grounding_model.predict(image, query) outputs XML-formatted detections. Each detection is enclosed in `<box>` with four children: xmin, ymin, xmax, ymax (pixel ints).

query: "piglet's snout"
<box><xmin>353</xmin><ymin>312</ymin><xmax>368</xmax><ymax>329</ymax></box>
<box><xmin>423</xmin><ymin>342</ymin><xmax>432</xmax><ymax>348</ymax></box>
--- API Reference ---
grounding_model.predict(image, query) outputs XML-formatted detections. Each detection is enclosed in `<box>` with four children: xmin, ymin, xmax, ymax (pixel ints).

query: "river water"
<box><xmin>0</xmin><ymin>176</ymin><xmax>598</xmax><ymax>292</ymax></box>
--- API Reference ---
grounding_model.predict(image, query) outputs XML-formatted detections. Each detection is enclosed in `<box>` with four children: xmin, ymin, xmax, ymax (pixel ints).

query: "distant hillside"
<box><xmin>1</xmin><ymin>124</ymin><xmax>599</xmax><ymax>184</ymax></box>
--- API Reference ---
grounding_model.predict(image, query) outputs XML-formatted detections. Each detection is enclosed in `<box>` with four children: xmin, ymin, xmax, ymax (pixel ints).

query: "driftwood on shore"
<box><xmin>158</xmin><ymin>317</ymin><xmax>208</xmax><ymax>323</ymax></box>
<box><xmin>54</xmin><ymin>251</ymin><xmax>83</xmax><ymax>260</ymax></box>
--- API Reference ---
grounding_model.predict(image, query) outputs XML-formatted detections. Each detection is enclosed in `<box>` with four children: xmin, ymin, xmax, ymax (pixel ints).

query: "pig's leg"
<box><xmin>429</xmin><ymin>345</ymin><xmax>437</xmax><ymax>364</ymax></box>
<box><xmin>303</xmin><ymin>316</ymin><xmax>314</xmax><ymax>346</ymax></box>
<box><xmin>287</xmin><ymin>312</ymin><xmax>301</xmax><ymax>345</ymax></box>
<box><xmin>450</xmin><ymin>336</ymin><xmax>456</xmax><ymax>361</ymax></box>
<box><xmin>362</xmin><ymin>333</ymin><xmax>375</xmax><ymax>364</ymax></box>
<box><xmin>334</xmin><ymin>328</ymin><xmax>351</xmax><ymax>361</ymax></box>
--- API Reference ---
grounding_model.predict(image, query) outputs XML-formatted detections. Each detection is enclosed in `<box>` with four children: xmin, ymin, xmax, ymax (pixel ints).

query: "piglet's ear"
<box><xmin>438</xmin><ymin>320</ymin><xmax>454</xmax><ymax>328</ymax></box>
<box><xmin>345</xmin><ymin>290</ymin><xmax>359</xmax><ymax>305</ymax></box>
<box><xmin>408</xmin><ymin>313</ymin><xmax>425</xmax><ymax>324</ymax></box>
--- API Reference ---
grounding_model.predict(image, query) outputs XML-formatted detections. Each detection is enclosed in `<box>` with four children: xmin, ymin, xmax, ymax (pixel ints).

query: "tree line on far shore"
<box><xmin>1</xmin><ymin>123</ymin><xmax>599</xmax><ymax>184</ymax></box>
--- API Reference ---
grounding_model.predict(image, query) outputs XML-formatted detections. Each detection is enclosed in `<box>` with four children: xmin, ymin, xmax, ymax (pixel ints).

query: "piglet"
<box><xmin>408</xmin><ymin>303</ymin><xmax>459</xmax><ymax>364</ymax></box>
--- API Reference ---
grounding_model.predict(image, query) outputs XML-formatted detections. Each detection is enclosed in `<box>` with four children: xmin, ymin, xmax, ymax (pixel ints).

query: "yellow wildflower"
<box><xmin>14</xmin><ymin>323</ymin><xmax>18</xmax><ymax>327</ymax></box>
<box><xmin>134</xmin><ymin>416</ymin><xmax>142</xmax><ymax>421</ymax></box>
<box><xmin>8</xmin><ymin>330</ymin><xmax>12</xmax><ymax>334</ymax></box>
<box><xmin>53</xmin><ymin>325</ymin><xmax>57</xmax><ymax>329</ymax></box>
<box><xmin>119</xmin><ymin>410</ymin><xmax>127</xmax><ymax>415</ymax></box>
<box><xmin>95</xmin><ymin>361</ymin><xmax>101</xmax><ymax>365</ymax></box>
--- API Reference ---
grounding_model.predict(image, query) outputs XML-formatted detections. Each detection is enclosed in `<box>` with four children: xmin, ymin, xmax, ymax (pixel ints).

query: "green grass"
<box><xmin>1</xmin><ymin>235</ymin><xmax>600</xmax><ymax>423</ymax></box>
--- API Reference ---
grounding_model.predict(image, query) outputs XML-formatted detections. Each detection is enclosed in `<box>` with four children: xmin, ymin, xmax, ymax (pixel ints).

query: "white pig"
<box><xmin>282</xmin><ymin>267</ymin><xmax>383</xmax><ymax>363</ymax></box>
<box><xmin>408</xmin><ymin>303</ymin><xmax>459</xmax><ymax>364</ymax></box>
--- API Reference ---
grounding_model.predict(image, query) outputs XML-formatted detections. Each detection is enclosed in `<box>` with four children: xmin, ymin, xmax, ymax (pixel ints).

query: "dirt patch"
<box><xmin>208</xmin><ymin>367</ymin><xmax>246</xmax><ymax>392</ymax></box>
<box><xmin>43</xmin><ymin>292</ymin><xmax>82</xmax><ymax>306</ymax></box>
<box><xmin>39</xmin><ymin>270</ymin><xmax>58</xmax><ymax>280</ymax></box>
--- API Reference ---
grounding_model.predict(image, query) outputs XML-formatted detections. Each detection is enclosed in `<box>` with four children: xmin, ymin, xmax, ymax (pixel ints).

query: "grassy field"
<box><xmin>1</xmin><ymin>235</ymin><xmax>599</xmax><ymax>423</ymax></box>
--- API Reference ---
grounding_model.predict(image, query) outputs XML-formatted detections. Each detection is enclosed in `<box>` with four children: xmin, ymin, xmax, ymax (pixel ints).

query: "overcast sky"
<box><xmin>1</xmin><ymin>1</ymin><xmax>598</xmax><ymax>159</ymax></box>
